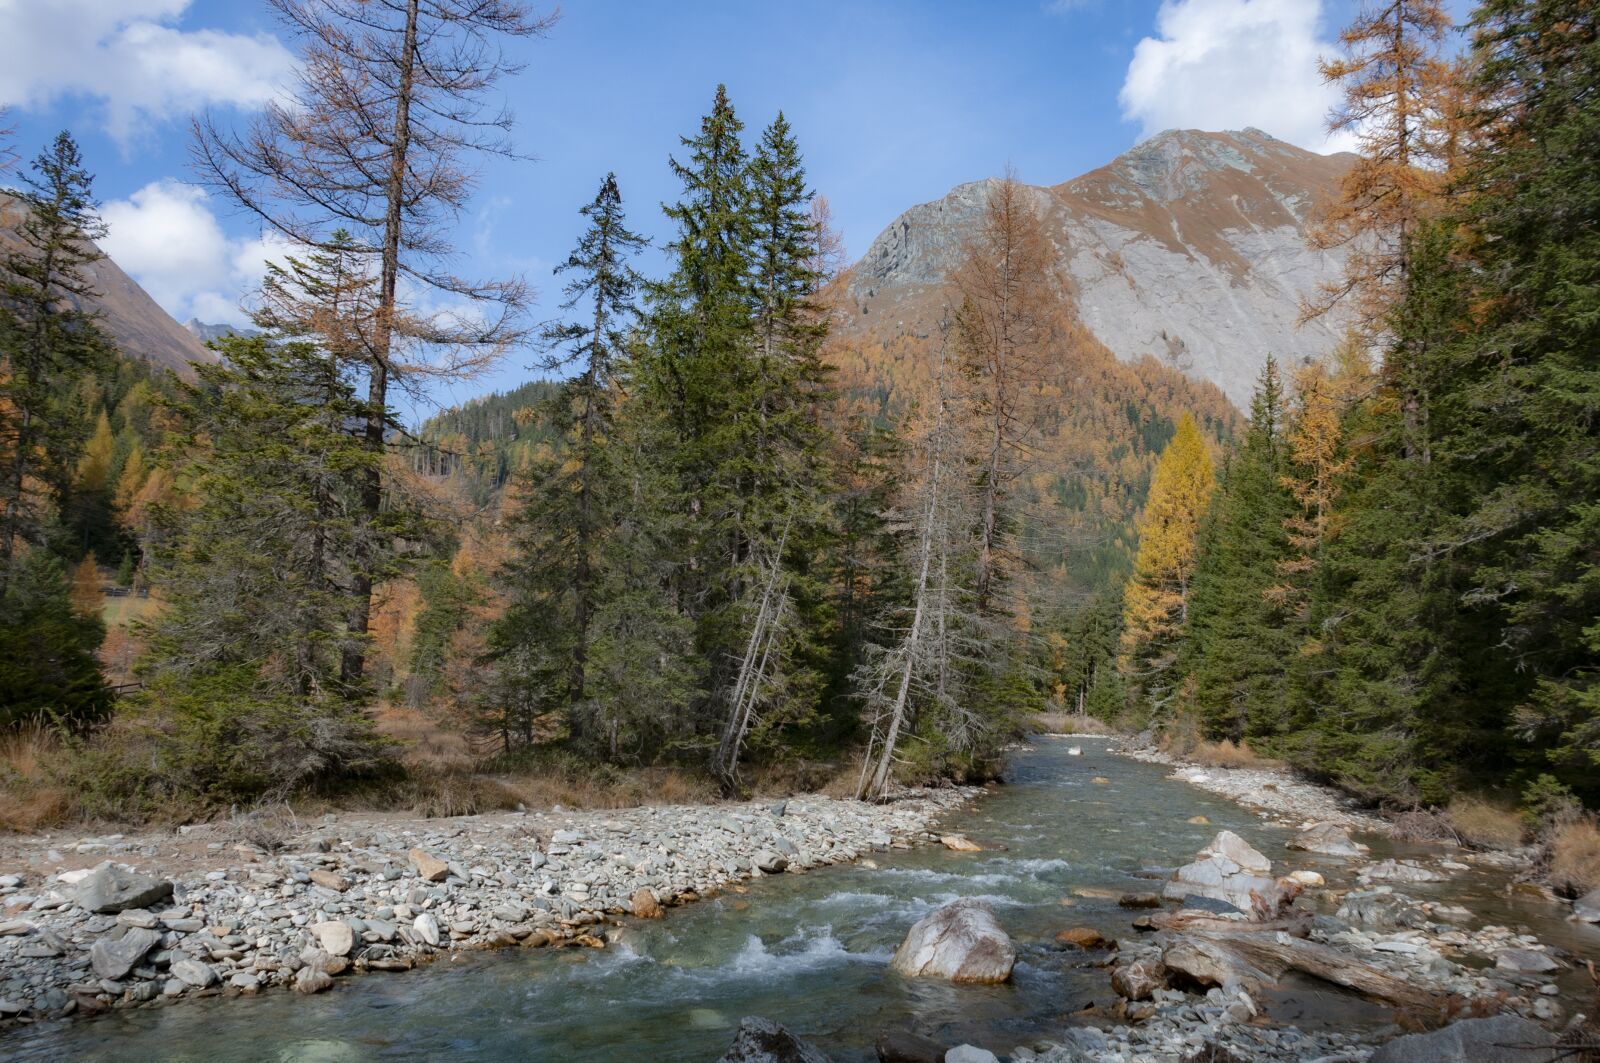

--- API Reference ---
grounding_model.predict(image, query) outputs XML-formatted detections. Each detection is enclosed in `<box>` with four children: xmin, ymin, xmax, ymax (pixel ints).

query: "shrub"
<box><xmin>1548</xmin><ymin>818</ymin><xmax>1600</xmax><ymax>896</ymax></box>
<box><xmin>1192</xmin><ymin>739</ymin><xmax>1278</xmax><ymax>770</ymax></box>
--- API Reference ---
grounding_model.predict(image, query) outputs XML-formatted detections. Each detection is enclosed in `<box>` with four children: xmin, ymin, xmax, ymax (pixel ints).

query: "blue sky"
<box><xmin>0</xmin><ymin>0</ymin><xmax>1468</xmax><ymax>419</ymax></box>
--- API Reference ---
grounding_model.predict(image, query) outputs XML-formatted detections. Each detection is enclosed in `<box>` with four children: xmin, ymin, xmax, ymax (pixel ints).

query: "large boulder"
<box><xmin>1573</xmin><ymin>888</ymin><xmax>1600</xmax><ymax>922</ymax></box>
<box><xmin>890</xmin><ymin>898</ymin><xmax>1015</xmax><ymax>984</ymax></box>
<box><xmin>874</xmin><ymin>1028</ymin><xmax>946</xmax><ymax>1063</ymax></box>
<box><xmin>1109</xmin><ymin>955</ymin><xmax>1168</xmax><ymax>1000</ymax></box>
<box><xmin>1162</xmin><ymin>831</ymin><xmax>1287</xmax><ymax>915</ymax></box>
<box><xmin>716</xmin><ymin>1016</ymin><xmax>832</xmax><ymax>1063</ymax></box>
<box><xmin>1367</xmin><ymin>1015</ymin><xmax>1558</xmax><ymax>1063</ymax></box>
<box><xmin>72</xmin><ymin>862</ymin><xmax>173</xmax><ymax>914</ymax></box>
<box><xmin>1286</xmin><ymin>822</ymin><xmax>1368</xmax><ymax>857</ymax></box>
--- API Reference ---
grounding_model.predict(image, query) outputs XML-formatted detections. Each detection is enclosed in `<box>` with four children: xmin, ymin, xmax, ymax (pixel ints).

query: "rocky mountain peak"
<box><xmin>837</xmin><ymin>129</ymin><xmax>1356</xmax><ymax>407</ymax></box>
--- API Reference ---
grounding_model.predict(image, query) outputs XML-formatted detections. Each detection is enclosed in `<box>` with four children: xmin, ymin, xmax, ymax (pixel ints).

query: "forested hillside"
<box><xmin>1</xmin><ymin>0</ymin><xmax>1595</xmax><ymax>865</ymax></box>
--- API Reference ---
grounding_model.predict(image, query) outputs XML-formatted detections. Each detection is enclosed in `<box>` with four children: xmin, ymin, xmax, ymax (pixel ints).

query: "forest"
<box><xmin>0</xmin><ymin>0</ymin><xmax>1595</xmax><ymax>855</ymax></box>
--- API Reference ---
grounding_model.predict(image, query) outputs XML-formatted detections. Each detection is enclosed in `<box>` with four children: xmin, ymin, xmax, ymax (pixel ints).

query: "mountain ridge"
<box><xmin>837</xmin><ymin>128</ymin><xmax>1355</xmax><ymax>407</ymax></box>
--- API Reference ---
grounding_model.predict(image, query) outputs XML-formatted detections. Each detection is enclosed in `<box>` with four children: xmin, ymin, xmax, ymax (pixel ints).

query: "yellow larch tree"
<box><xmin>1119</xmin><ymin>412</ymin><xmax>1216</xmax><ymax>670</ymax></box>
<box><xmin>1270</xmin><ymin>360</ymin><xmax>1358</xmax><ymax>610</ymax></box>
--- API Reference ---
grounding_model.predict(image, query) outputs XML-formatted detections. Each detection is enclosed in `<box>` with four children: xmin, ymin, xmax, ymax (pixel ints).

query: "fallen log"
<box><xmin>1143</xmin><ymin>910</ymin><xmax>1312</xmax><ymax>937</ymax></box>
<box><xmin>1175</xmin><ymin>929</ymin><xmax>1451</xmax><ymax>1013</ymax></box>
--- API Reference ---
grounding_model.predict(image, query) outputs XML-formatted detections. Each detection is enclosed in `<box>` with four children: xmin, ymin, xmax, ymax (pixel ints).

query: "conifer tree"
<box><xmin>0</xmin><ymin>131</ymin><xmax>109</xmax><ymax>590</ymax></box>
<box><xmin>1119</xmin><ymin>412</ymin><xmax>1215</xmax><ymax>707</ymax></box>
<box><xmin>494</xmin><ymin>173</ymin><xmax>647</xmax><ymax>745</ymax></box>
<box><xmin>1181</xmin><ymin>357</ymin><xmax>1296</xmax><ymax>741</ymax></box>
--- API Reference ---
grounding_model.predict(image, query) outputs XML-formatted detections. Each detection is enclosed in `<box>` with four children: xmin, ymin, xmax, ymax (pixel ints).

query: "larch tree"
<box><xmin>1119</xmin><ymin>412</ymin><xmax>1215</xmax><ymax>695</ymax></box>
<box><xmin>1306</xmin><ymin>0</ymin><xmax>1455</xmax><ymax>335</ymax></box>
<box><xmin>1270</xmin><ymin>358</ymin><xmax>1357</xmax><ymax>609</ymax></box>
<box><xmin>192</xmin><ymin>0</ymin><xmax>551</xmax><ymax>684</ymax></box>
<box><xmin>948</xmin><ymin>171</ymin><xmax>1054</xmax><ymax>620</ymax></box>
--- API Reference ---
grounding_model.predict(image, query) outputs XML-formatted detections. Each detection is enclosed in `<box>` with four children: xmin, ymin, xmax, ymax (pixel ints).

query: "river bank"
<box><xmin>0</xmin><ymin>784</ymin><xmax>976</xmax><ymax>1029</ymax></box>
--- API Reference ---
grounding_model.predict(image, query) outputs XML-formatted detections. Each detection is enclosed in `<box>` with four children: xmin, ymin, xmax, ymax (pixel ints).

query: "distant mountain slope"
<box><xmin>184</xmin><ymin>319</ymin><xmax>260</xmax><ymax>345</ymax></box>
<box><xmin>0</xmin><ymin>194</ymin><xmax>216</xmax><ymax>378</ymax></box>
<box><xmin>838</xmin><ymin>128</ymin><xmax>1354</xmax><ymax>407</ymax></box>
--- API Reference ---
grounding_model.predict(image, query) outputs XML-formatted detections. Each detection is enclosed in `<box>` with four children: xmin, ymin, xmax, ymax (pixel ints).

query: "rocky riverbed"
<box><xmin>0</xmin><ymin>786</ymin><xmax>975</xmax><ymax>1029</ymax></box>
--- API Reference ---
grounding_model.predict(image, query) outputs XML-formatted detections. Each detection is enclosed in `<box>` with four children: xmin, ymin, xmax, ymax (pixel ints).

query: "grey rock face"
<box><xmin>1367</xmin><ymin>1015</ymin><xmax>1558</xmax><ymax>1063</ymax></box>
<box><xmin>72</xmin><ymin>862</ymin><xmax>173</xmax><ymax>914</ymax></box>
<box><xmin>889</xmin><ymin>899</ymin><xmax>1015</xmax><ymax>984</ymax></box>
<box><xmin>715</xmin><ymin>1016</ymin><xmax>832</xmax><ymax>1063</ymax></box>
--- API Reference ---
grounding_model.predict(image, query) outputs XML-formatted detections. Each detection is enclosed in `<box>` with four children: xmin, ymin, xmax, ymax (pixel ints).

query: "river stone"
<box><xmin>715</xmin><ymin>1016</ymin><xmax>832</xmax><ymax>1063</ymax></box>
<box><xmin>72</xmin><ymin>862</ymin><xmax>173</xmax><ymax>914</ymax></box>
<box><xmin>944</xmin><ymin>1048</ymin><xmax>1000</xmax><ymax>1063</ymax></box>
<box><xmin>308</xmin><ymin>870</ymin><xmax>349</xmax><ymax>892</ymax></box>
<box><xmin>89</xmin><ymin>927</ymin><xmax>161</xmax><ymax>979</ymax></box>
<box><xmin>1368</xmin><ymin>1015</ymin><xmax>1558</xmax><ymax>1063</ymax></box>
<box><xmin>890</xmin><ymin>898</ymin><xmax>1015</xmax><ymax>984</ymax></box>
<box><xmin>414</xmin><ymin>912</ymin><xmax>441</xmax><ymax>947</ymax></box>
<box><xmin>1338</xmin><ymin>890</ymin><xmax>1427</xmax><ymax>928</ymax></box>
<box><xmin>1286</xmin><ymin>822</ymin><xmax>1367</xmax><ymax>857</ymax></box>
<box><xmin>171</xmin><ymin>958</ymin><xmax>217</xmax><ymax>988</ymax></box>
<box><xmin>1109</xmin><ymin>955</ymin><xmax>1167</xmax><ymax>1001</ymax></box>
<box><xmin>294</xmin><ymin>966</ymin><xmax>334</xmax><ymax>995</ymax></box>
<box><xmin>409</xmin><ymin>849</ymin><xmax>449</xmax><ymax>883</ymax></box>
<box><xmin>874</xmin><ymin>1028</ymin><xmax>946</xmax><ymax>1063</ymax></box>
<box><xmin>754</xmin><ymin>850</ymin><xmax>789</xmax><ymax>874</ymax></box>
<box><xmin>1573</xmin><ymin>888</ymin><xmax>1600</xmax><ymax>922</ymax></box>
<box><xmin>1495</xmin><ymin>948</ymin><xmax>1560</xmax><ymax>974</ymax></box>
<box><xmin>940</xmin><ymin>835</ymin><xmax>983</xmax><ymax>852</ymax></box>
<box><xmin>1360</xmin><ymin>859</ymin><xmax>1446</xmax><ymax>884</ymax></box>
<box><xmin>631</xmin><ymin>888</ymin><xmax>663</xmax><ymax>919</ymax></box>
<box><xmin>1055</xmin><ymin>927</ymin><xmax>1107</xmax><ymax>949</ymax></box>
<box><xmin>312</xmin><ymin>920</ymin><xmax>355</xmax><ymax>957</ymax></box>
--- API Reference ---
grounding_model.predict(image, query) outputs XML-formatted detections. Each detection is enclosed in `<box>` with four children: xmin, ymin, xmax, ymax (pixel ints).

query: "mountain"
<box><xmin>0</xmin><ymin>194</ymin><xmax>217</xmax><ymax>378</ymax></box>
<box><xmin>837</xmin><ymin>128</ymin><xmax>1355</xmax><ymax>408</ymax></box>
<box><xmin>184</xmin><ymin>319</ymin><xmax>260</xmax><ymax>345</ymax></box>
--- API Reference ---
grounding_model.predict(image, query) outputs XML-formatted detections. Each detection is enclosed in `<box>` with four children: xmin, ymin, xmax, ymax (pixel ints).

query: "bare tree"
<box><xmin>192</xmin><ymin>0</ymin><xmax>552</xmax><ymax>683</ymax></box>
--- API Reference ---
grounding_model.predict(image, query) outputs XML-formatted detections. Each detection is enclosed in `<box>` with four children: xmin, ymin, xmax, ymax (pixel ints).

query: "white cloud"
<box><xmin>1119</xmin><ymin>0</ymin><xmax>1356</xmax><ymax>153</ymax></box>
<box><xmin>101</xmin><ymin>179</ymin><xmax>291</xmax><ymax>325</ymax></box>
<box><xmin>0</xmin><ymin>0</ymin><xmax>295</xmax><ymax>140</ymax></box>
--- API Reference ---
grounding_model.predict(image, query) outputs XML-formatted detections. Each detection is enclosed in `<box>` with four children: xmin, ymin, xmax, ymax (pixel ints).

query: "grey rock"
<box><xmin>90</xmin><ymin>927</ymin><xmax>161</xmax><ymax>980</ymax></box>
<box><xmin>170</xmin><ymin>959</ymin><xmax>217</xmax><ymax>988</ymax></box>
<box><xmin>72</xmin><ymin>862</ymin><xmax>173</xmax><ymax>914</ymax></box>
<box><xmin>311</xmin><ymin>920</ymin><xmax>355</xmax><ymax>957</ymax></box>
<box><xmin>874</xmin><ymin>1028</ymin><xmax>946</xmax><ymax>1063</ymax></box>
<box><xmin>1360</xmin><ymin>859</ymin><xmax>1447</xmax><ymax>884</ymax></box>
<box><xmin>1368</xmin><ymin>1015</ymin><xmax>1558</xmax><ymax>1063</ymax></box>
<box><xmin>1337</xmin><ymin>890</ymin><xmax>1427</xmax><ymax>929</ymax></box>
<box><xmin>754</xmin><ymin>850</ymin><xmax>788</xmax><ymax>874</ymax></box>
<box><xmin>1495</xmin><ymin>948</ymin><xmax>1560</xmax><ymax>974</ymax></box>
<box><xmin>716</xmin><ymin>1016</ymin><xmax>832</xmax><ymax>1063</ymax></box>
<box><xmin>1286</xmin><ymin>822</ymin><xmax>1367</xmax><ymax>857</ymax></box>
<box><xmin>1573</xmin><ymin>887</ymin><xmax>1600</xmax><ymax>922</ymax></box>
<box><xmin>943</xmin><ymin>1048</ymin><xmax>998</xmax><ymax>1063</ymax></box>
<box><xmin>294</xmin><ymin>966</ymin><xmax>333</xmax><ymax>994</ymax></box>
<box><xmin>1162</xmin><ymin>831</ymin><xmax>1284</xmax><ymax>914</ymax></box>
<box><xmin>413</xmin><ymin>912</ymin><xmax>441</xmax><ymax>947</ymax></box>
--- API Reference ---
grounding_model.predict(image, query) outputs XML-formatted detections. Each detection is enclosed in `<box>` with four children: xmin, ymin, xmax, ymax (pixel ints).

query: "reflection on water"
<box><xmin>8</xmin><ymin>738</ymin><xmax>1598</xmax><ymax>1062</ymax></box>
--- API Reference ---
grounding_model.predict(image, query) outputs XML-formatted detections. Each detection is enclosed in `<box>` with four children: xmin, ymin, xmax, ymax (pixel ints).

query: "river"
<box><xmin>9</xmin><ymin>738</ymin><xmax>1597</xmax><ymax>1061</ymax></box>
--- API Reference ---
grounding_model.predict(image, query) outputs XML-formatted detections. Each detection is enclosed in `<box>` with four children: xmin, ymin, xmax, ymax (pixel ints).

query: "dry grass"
<box><xmin>0</xmin><ymin>724</ymin><xmax>74</xmax><ymax>832</ymax></box>
<box><xmin>1446</xmin><ymin>796</ymin><xmax>1525</xmax><ymax>850</ymax></box>
<box><xmin>375</xmin><ymin>702</ymin><xmax>475</xmax><ymax>773</ymax></box>
<box><xmin>1190</xmin><ymin>739</ymin><xmax>1280</xmax><ymax>770</ymax></box>
<box><xmin>1032</xmin><ymin>713</ymin><xmax>1115</xmax><ymax>736</ymax></box>
<box><xmin>1548</xmin><ymin>817</ymin><xmax>1600</xmax><ymax>896</ymax></box>
<box><xmin>1390</xmin><ymin>807</ymin><xmax>1460</xmax><ymax>844</ymax></box>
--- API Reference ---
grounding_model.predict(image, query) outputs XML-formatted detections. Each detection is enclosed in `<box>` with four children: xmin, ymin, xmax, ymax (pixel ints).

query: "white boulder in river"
<box><xmin>1163</xmin><ymin>830</ymin><xmax>1286</xmax><ymax>915</ymax></box>
<box><xmin>890</xmin><ymin>898</ymin><xmax>1015</xmax><ymax>984</ymax></box>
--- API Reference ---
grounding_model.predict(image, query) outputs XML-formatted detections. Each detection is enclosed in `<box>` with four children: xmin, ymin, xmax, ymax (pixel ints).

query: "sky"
<box><xmin>0</xmin><ymin>0</ymin><xmax>1470</xmax><ymax>420</ymax></box>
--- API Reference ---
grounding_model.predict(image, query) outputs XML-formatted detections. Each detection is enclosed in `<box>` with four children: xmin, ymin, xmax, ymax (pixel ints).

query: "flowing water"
<box><xmin>11</xmin><ymin>738</ymin><xmax>1599</xmax><ymax>1062</ymax></box>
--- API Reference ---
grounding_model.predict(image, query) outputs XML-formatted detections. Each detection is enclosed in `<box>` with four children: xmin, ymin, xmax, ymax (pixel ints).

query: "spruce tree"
<box><xmin>494</xmin><ymin>173</ymin><xmax>647</xmax><ymax>747</ymax></box>
<box><xmin>1180</xmin><ymin>357</ymin><xmax>1296</xmax><ymax>742</ymax></box>
<box><xmin>0</xmin><ymin>131</ymin><xmax>110</xmax><ymax>590</ymax></box>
